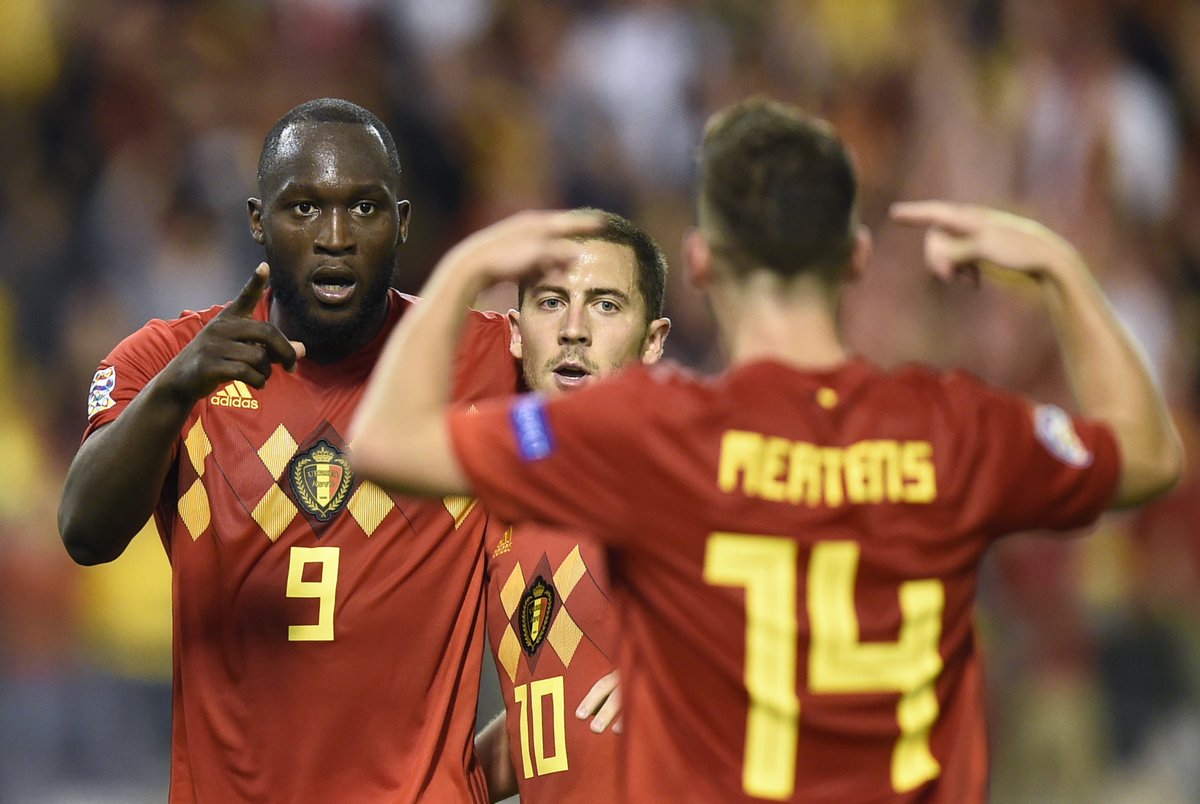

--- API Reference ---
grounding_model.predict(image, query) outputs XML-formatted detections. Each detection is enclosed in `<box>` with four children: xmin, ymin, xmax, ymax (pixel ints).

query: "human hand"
<box><xmin>889</xmin><ymin>201</ymin><xmax>1082</xmax><ymax>285</ymax></box>
<box><xmin>440</xmin><ymin>210</ymin><xmax>606</xmax><ymax>291</ymax></box>
<box><xmin>165</xmin><ymin>263</ymin><xmax>305</xmax><ymax>403</ymax></box>
<box><xmin>576</xmin><ymin>670</ymin><xmax>622</xmax><ymax>734</ymax></box>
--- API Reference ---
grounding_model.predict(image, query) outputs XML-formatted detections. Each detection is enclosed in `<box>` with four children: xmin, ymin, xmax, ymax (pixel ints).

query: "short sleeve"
<box><xmin>448</xmin><ymin>368</ymin><xmax>659</xmax><ymax>537</ymax></box>
<box><xmin>946</xmin><ymin>372</ymin><xmax>1121</xmax><ymax>535</ymax></box>
<box><xmin>82</xmin><ymin>316</ymin><xmax>206</xmax><ymax>441</ymax></box>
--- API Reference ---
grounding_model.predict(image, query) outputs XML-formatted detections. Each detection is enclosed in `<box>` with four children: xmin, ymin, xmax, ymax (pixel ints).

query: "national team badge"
<box><xmin>1033</xmin><ymin>404</ymin><xmax>1092</xmax><ymax>468</ymax></box>
<box><xmin>289</xmin><ymin>440</ymin><xmax>354</xmax><ymax>521</ymax></box>
<box><xmin>87</xmin><ymin>366</ymin><xmax>117</xmax><ymax>419</ymax></box>
<box><xmin>518</xmin><ymin>576</ymin><xmax>556</xmax><ymax>655</ymax></box>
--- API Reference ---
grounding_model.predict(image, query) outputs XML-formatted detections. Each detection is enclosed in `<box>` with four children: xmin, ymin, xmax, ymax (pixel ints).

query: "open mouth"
<box><xmin>552</xmin><ymin>363</ymin><xmax>592</xmax><ymax>388</ymax></box>
<box><xmin>311</xmin><ymin>267</ymin><xmax>357</xmax><ymax>305</ymax></box>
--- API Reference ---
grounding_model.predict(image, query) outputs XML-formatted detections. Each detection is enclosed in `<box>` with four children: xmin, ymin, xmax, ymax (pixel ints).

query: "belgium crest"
<box><xmin>518</xmin><ymin>576</ymin><xmax>556</xmax><ymax>655</ymax></box>
<box><xmin>289</xmin><ymin>439</ymin><xmax>353</xmax><ymax>521</ymax></box>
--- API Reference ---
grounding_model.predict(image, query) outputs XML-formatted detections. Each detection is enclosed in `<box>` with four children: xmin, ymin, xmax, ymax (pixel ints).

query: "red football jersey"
<box><xmin>450</xmin><ymin>357</ymin><xmax>1121</xmax><ymax>803</ymax></box>
<box><xmin>84</xmin><ymin>290</ymin><xmax>515</xmax><ymax>803</ymax></box>
<box><xmin>484</xmin><ymin>521</ymin><xmax>620</xmax><ymax>802</ymax></box>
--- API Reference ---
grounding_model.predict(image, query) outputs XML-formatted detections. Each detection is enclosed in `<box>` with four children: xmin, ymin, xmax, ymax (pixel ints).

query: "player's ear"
<box><xmin>846</xmin><ymin>224</ymin><xmax>872</xmax><ymax>283</ymax></box>
<box><xmin>507</xmin><ymin>309</ymin><xmax>523</xmax><ymax>360</ymax></box>
<box><xmin>682</xmin><ymin>228</ymin><xmax>712</xmax><ymax>289</ymax></box>
<box><xmin>248</xmin><ymin>198</ymin><xmax>265</xmax><ymax>244</ymax></box>
<box><xmin>641</xmin><ymin>318</ymin><xmax>670</xmax><ymax>365</ymax></box>
<box><xmin>397</xmin><ymin>200</ymin><xmax>411</xmax><ymax>244</ymax></box>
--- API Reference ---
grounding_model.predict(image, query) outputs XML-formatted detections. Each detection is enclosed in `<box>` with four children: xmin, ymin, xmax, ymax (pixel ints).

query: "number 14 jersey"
<box><xmin>450</xmin><ymin>357</ymin><xmax>1120</xmax><ymax>803</ymax></box>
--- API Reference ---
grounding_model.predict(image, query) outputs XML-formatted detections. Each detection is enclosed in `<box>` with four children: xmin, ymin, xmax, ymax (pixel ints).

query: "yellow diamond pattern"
<box><xmin>501</xmin><ymin>562</ymin><xmax>526</xmax><ymax>618</ymax></box>
<box><xmin>554</xmin><ymin>545</ymin><xmax>586</xmax><ymax>601</ymax></box>
<box><xmin>442</xmin><ymin>495</ymin><xmax>477</xmax><ymax>528</ymax></box>
<box><xmin>258</xmin><ymin>424</ymin><xmax>297</xmax><ymax>480</ymax></box>
<box><xmin>547</xmin><ymin>605</ymin><xmax>582</xmax><ymax>667</ymax></box>
<box><xmin>178</xmin><ymin>478</ymin><xmax>211</xmax><ymax>540</ymax></box>
<box><xmin>184</xmin><ymin>420</ymin><xmax>211</xmax><ymax>477</ymax></box>
<box><xmin>348</xmin><ymin>482</ymin><xmax>394</xmax><ymax>536</ymax></box>
<box><xmin>252</xmin><ymin>484</ymin><xmax>298</xmax><ymax>543</ymax></box>
<box><xmin>497</xmin><ymin>627</ymin><xmax>522</xmax><ymax>684</ymax></box>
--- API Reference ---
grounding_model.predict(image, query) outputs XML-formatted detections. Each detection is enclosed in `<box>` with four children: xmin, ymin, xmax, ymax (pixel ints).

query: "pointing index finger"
<box><xmin>225</xmin><ymin>262</ymin><xmax>271</xmax><ymax>318</ymax></box>
<box><xmin>889</xmin><ymin>201</ymin><xmax>985</xmax><ymax>237</ymax></box>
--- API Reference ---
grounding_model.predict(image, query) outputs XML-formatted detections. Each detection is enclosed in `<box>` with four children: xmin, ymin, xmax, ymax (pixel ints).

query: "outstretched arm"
<box><xmin>349</xmin><ymin>210</ymin><xmax>603</xmax><ymax>495</ymax></box>
<box><xmin>890</xmin><ymin>201</ymin><xmax>1183</xmax><ymax>507</ymax></box>
<box><xmin>58</xmin><ymin>264</ymin><xmax>304</xmax><ymax>565</ymax></box>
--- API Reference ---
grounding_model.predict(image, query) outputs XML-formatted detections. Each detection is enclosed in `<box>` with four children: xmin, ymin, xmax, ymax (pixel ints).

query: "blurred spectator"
<box><xmin>4</xmin><ymin>0</ymin><xmax>1200</xmax><ymax>800</ymax></box>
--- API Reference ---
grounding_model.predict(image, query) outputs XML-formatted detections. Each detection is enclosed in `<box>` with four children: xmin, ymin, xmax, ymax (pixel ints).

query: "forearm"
<box><xmin>475</xmin><ymin>712</ymin><xmax>519</xmax><ymax>801</ymax></box>
<box><xmin>58</xmin><ymin>374</ymin><xmax>194</xmax><ymax>564</ymax></box>
<box><xmin>349</xmin><ymin>246</ymin><xmax>485</xmax><ymax>494</ymax></box>
<box><xmin>1039</xmin><ymin>251</ymin><xmax>1183</xmax><ymax>505</ymax></box>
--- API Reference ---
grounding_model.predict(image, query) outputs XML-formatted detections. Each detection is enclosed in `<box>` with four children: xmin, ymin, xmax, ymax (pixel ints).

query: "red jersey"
<box><xmin>84</xmin><ymin>290</ymin><xmax>515</xmax><ymax>803</ymax></box>
<box><xmin>484</xmin><ymin>521</ymin><xmax>620</xmax><ymax>802</ymax></box>
<box><xmin>449</xmin><ymin>357</ymin><xmax>1121</xmax><ymax>803</ymax></box>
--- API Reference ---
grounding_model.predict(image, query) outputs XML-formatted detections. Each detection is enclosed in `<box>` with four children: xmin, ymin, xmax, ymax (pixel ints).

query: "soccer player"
<box><xmin>348</xmin><ymin>98</ymin><xmax>1183</xmax><ymax>802</ymax></box>
<box><xmin>56</xmin><ymin>98</ymin><xmax>540</xmax><ymax>802</ymax></box>
<box><xmin>472</xmin><ymin>211</ymin><xmax>670</xmax><ymax>801</ymax></box>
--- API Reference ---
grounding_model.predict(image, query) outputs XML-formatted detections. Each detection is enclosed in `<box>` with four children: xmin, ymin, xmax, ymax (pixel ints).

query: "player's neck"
<box><xmin>716</xmin><ymin>273</ymin><xmax>848</xmax><ymax>371</ymax></box>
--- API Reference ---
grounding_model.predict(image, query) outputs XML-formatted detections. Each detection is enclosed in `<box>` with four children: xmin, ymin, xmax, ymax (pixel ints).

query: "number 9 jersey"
<box><xmin>448</xmin><ymin>357</ymin><xmax>1120</xmax><ymax>803</ymax></box>
<box><xmin>84</xmin><ymin>290</ymin><xmax>517</xmax><ymax>803</ymax></box>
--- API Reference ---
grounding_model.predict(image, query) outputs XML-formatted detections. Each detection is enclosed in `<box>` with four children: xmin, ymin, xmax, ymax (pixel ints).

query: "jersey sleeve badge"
<box><xmin>1033</xmin><ymin>404</ymin><xmax>1093</xmax><ymax>468</ymax></box>
<box><xmin>510</xmin><ymin>395</ymin><xmax>555</xmax><ymax>461</ymax></box>
<box><xmin>87</xmin><ymin>366</ymin><xmax>117</xmax><ymax>419</ymax></box>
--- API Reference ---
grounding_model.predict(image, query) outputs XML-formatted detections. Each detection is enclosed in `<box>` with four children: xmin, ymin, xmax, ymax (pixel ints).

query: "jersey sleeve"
<box><xmin>946</xmin><ymin>371</ymin><xmax>1121</xmax><ymax>535</ymax></box>
<box><xmin>448</xmin><ymin>368</ymin><xmax>659</xmax><ymax>540</ymax></box>
<box><xmin>450</xmin><ymin>310</ymin><xmax>521</xmax><ymax>403</ymax></box>
<box><xmin>82</xmin><ymin>315</ymin><xmax>207</xmax><ymax>440</ymax></box>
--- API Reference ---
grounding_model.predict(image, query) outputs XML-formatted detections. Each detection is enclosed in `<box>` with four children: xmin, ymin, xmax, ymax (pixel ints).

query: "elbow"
<box><xmin>1114</xmin><ymin>430</ymin><xmax>1186</xmax><ymax>509</ymax></box>
<box><xmin>58</xmin><ymin>508</ymin><xmax>120</xmax><ymax>566</ymax></box>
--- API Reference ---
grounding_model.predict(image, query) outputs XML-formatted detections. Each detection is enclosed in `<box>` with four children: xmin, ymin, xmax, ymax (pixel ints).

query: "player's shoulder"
<box><xmin>116</xmin><ymin>304</ymin><xmax>226</xmax><ymax>353</ymax></box>
<box><xmin>883</xmin><ymin>360</ymin><xmax>1001</xmax><ymax>403</ymax></box>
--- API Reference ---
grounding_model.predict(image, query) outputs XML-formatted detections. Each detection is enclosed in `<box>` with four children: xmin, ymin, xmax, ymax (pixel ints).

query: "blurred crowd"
<box><xmin>1</xmin><ymin>0</ymin><xmax>1199</xmax><ymax>801</ymax></box>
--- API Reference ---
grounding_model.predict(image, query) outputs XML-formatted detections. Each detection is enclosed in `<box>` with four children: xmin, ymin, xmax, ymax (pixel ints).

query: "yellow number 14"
<box><xmin>703</xmin><ymin>534</ymin><xmax>944</xmax><ymax>800</ymax></box>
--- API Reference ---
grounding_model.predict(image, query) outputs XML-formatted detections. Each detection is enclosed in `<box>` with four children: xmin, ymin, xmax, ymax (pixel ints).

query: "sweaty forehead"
<box><xmin>265</xmin><ymin>121</ymin><xmax>394</xmax><ymax>195</ymax></box>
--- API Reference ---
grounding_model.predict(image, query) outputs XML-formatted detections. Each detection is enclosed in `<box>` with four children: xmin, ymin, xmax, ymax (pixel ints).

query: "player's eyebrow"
<box><xmin>532</xmin><ymin>284</ymin><xmax>633</xmax><ymax>303</ymax></box>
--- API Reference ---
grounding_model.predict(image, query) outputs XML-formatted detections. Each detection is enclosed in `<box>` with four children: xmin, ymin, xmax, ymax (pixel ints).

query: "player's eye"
<box><xmin>538</xmin><ymin>297</ymin><xmax>564</xmax><ymax>311</ymax></box>
<box><xmin>596</xmin><ymin>299</ymin><xmax>620</xmax><ymax>313</ymax></box>
<box><xmin>293</xmin><ymin>202</ymin><xmax>317</xmax><ymax>216</ymax></box>
<box><xmin>352</xmin><ymin>201</ymin><xmax>377</xmax><ymax>215</ymax></box>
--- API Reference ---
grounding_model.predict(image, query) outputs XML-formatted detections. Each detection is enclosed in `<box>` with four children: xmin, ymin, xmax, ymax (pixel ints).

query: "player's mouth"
<box><xmin>552</xmin><ymin>361</ymin><xmax>593</xmax><ymax>390</ymax></box>
<box><xmin>311</xmin><ymin>265</ymin><xmax>357</xmax><ymax>305</ymax></box>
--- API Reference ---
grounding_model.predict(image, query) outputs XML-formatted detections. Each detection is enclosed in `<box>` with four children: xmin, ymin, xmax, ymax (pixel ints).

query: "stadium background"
<box><xmin>2</xmin><ymin>0</ymin><xmax>1199</xmax><ymax>801</ymax></box>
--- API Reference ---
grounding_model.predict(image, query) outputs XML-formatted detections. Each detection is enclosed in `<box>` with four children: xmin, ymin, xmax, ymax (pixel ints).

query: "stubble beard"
<box><xmin>267</xmin><ymin>254</ymin><xmax>396</xmax><ymax>360</ymax></box>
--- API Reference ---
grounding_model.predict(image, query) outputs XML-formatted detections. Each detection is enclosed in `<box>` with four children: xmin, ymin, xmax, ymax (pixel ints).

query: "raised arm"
<box><xmin>58</xmin><ymin>264</ymin><xmax>304</xmax><ymax>565</ymax></box>
<box><xmin>889</xmin><ymin>201</ymin><xmax>1183</xmax><ymax>507</ymax></box>
<box><xmin>349</xmin><ymin>210</ymin><xmax>603</xmax><ymax>496</ymax></box>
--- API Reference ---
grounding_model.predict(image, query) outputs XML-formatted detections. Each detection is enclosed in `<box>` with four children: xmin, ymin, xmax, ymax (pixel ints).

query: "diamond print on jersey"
<box><xmin>347</xmin><ymin>482</ymin><xmax>394</xmax><ymax>536</ymax></box>
<box><xmin>442</xmin><ymin>494</ymin><xmax>477</xmax><ymax>528</ymax></box>
<box><xmin>252</xmin><ymin>484</ymin><xmax>298</xmax><ymax>543</ymax></box>
<box><xmin>184</xmin><ymin>420</ymin><xmax>211</xmax><ymax>477</ymax></box>
<box><xmin>494</xmin><ymin>541</ymin><xmax>608</xmax><ymax>681</ymax></box>
<box><xmin>179</xmin><ymin>479</ymin><xmax>211</xmax><ymax>540</ymax></box>
<box><xmin>258</xmin><ymin>424</ymin><xmax>298</xmax><ymax>480</ymax></box>
<box><xmin>553</xmin><ymin>545</ymin><xmax>586</xmax><ymax>599</ymax></box>
<box><xmin>547</xmin><ymin>605</ymin><xmax>583</xmax><ymax>666</ymax></box>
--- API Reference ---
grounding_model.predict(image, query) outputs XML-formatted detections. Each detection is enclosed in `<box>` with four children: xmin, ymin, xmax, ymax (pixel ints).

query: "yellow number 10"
<box><xmin>703</xmin><ymin>534</ymin><xmax>945</xmax><ymax>800</ymax></box>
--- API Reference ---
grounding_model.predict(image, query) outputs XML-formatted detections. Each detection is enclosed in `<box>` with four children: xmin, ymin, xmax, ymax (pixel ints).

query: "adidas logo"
<box><xmin>210</xmin><ymin>381</ymin><xmax>260</xmax><ymax>410</ymax></box>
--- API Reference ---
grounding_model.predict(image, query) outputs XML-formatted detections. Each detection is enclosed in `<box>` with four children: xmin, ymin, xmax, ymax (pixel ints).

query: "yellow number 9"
<box><xmin>286</xmin><ymin>546</ymin><xmax>340</xmax><ymax>641</ymax></box>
